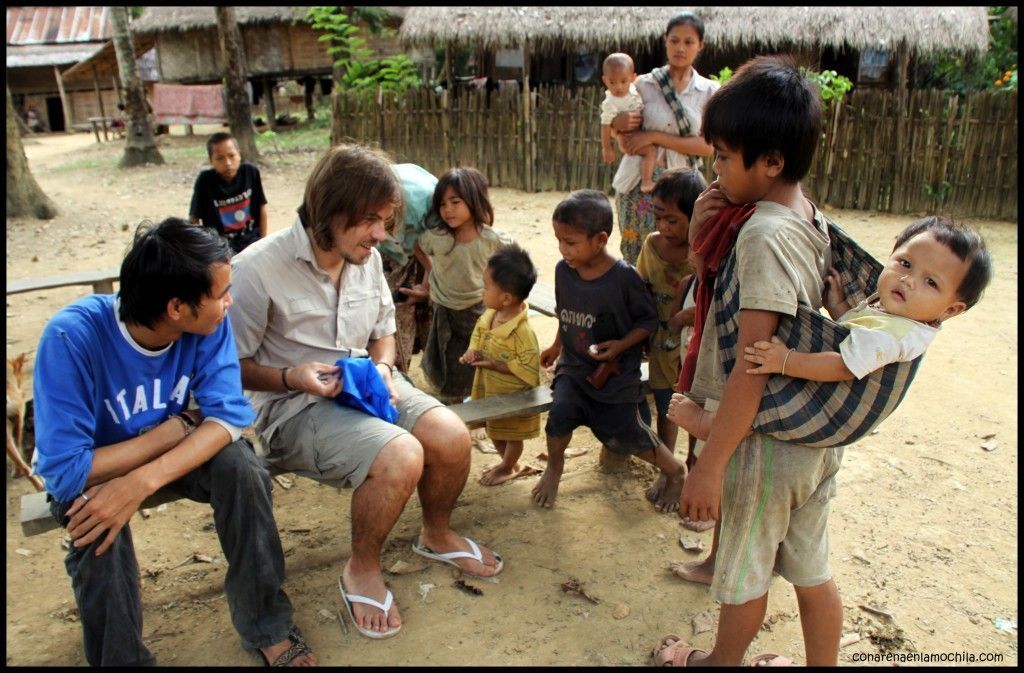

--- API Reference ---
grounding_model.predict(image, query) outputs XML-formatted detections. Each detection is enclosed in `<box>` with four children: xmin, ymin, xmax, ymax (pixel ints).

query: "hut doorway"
<box><xmin>45</xmin><ymin>96</ymin><xmax>65</xmax><ymax>132</ymax></box>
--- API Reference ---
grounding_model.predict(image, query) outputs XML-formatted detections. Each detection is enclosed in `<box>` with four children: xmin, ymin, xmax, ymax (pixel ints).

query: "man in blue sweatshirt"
<box><xmin>32</xmin><ymin>218</ymin><xmax>316</xmax><ymax>667</ymax></box>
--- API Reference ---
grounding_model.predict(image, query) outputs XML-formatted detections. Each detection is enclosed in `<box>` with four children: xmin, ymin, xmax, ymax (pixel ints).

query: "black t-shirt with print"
<box><xmin>188</xmin><ymin>162</ymin><xmax>267</xmax><ymax>253</ymax></box>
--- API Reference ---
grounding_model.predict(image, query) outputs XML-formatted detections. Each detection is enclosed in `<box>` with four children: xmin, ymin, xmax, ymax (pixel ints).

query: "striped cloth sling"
<box><xmin>649</xmin><ymin>66</ymin><xmax>703</xmax><ymax>172</ymax></box>
<box><xmin>712</xmin><ymin>215</ymin><xmax>924</xmax><ymax>448</ymax></box>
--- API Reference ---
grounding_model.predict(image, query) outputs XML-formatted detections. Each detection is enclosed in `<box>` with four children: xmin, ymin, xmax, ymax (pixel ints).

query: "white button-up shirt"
<box><xmin>612</xmin><ymin>67</ymin><xmax>719</xmax><ymax>194</ymax></box>
<box><xmin>229</xmin><ymin>217</ymin><xmax>396</xmax><ymax>440</ymax></box>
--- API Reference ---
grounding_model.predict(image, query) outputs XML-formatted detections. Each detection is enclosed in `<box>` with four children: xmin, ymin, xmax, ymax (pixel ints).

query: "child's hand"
<box><xmin>540</xmin><ymin>344</ymin><xmax>561</xmax><ymax>370</ymax></box>
<box><xmin>459</xmin><ymin>349</ymin><xmax>481</xmax><ymax>365</ymax></box>
<box><xmin>679</xmin><ymin>460</ymin><xmax>723</xmax><ymax>523</ymax></box>
<box><xmin>590</xmin><ymin>340</ymin><xmax>624</xmax><ymax>362</ymax></box>
<box><xmin>611</xmin><ymin>110</ymin><xmax>643</xmax><ymax>134</ymax></box>
<box><xmin>602</xmin><ymin>146</ymin><xmax>617</xmax><ymax>164</ymax></box>
<box><xmin>822</xmin><ymin>267</ymin><xmax>851</xmax><ymax>320</ymax></box>
<box><xmin>743</xmin><ymin>335</ymin><xmax>789</xmax><ymax>374</ymax></box>
<box><xmin>690</xmin><ymin>180</ymin><xmax>729</xmax><ymax>241</ymax></box>
<box><xmin>667</xmin><ymin>307</ymin><xmax>696</xmax><ymax>334</ymax></box>
<box><xmin>398</xmin><ymin>283</ymin><xmax>429</xmax><ymax>303</ymax></box>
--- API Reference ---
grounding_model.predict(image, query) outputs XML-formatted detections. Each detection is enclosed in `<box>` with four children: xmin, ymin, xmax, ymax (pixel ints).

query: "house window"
<box><xmin>495</xmin><ymin>48</ymin><xmax>524</xmax><ymax>69</ymax></box>
<box><xmin>858</xmin><ymin>49</ymin><xmax>889</xmax><ymax>84</ymax></box>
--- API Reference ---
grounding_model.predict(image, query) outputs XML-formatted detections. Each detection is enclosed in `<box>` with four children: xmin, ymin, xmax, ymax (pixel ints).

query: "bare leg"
<box><xmin>342</xmin><ymin>435</ymin><xmax>423</xmax><ymax>635</ymax></box>
<box><xmin>414</xmin><ymin>407</ymin><xmax>502</xmax><ymax>576</ymax></box>
<box><xmin>794</xmin><ymin>579</ymin><xmax>842</xmax><ymax>666</ymax></box>
<box><xmin>672</xmin><ymin>518</ymin><xmax>718</xmax><ymax>585</ymax></box>
<box><xmin>639</xmin><ymin>146</ymin><xmax>658</xmax><ymax>193</ymax></box>
<box><xmin>532</xmin><ymin>434</ymin><xmax>570</xmax><ymax>508</ymax></box>
<box><xmin>687</xmin><ymin>593</ymin><xmax>769</xmax><ymax>666</ymax></box>
<box><xmin>634</xmin><ymin>442</ymin><xmax>686</xmax><ymax>513</ymax></box>
<box><xmin>480</xmin><ymin>439</ymin><xmax>525</xmax><ymax>486</ymax></box>
<box><xmin>645</xmin><ymin>409</ymin><xmax>680</xmax><ymax>503</ymax></box>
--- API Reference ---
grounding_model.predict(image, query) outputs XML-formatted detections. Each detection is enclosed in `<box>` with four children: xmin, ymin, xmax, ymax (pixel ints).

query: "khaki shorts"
<box><xmin>267</xmin><ymin>372</ymin><xmax>443</xmax><ymax>489</ymax></box>
<box><xmin>697</xmin><ymin>401</ymin><xmax>844</xmax><ymax>605</ymax></box>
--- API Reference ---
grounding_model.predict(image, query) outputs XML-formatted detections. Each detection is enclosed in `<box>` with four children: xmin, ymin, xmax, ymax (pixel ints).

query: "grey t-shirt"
<box><xmin>554</xmin><ymin>259</ymin><xmax>659</xmax><ymax>403</ymax></box>
<box><xmin>690</xmin><ymin>201</ymin><xmax>831</xmax><ymax>403</ymax></box>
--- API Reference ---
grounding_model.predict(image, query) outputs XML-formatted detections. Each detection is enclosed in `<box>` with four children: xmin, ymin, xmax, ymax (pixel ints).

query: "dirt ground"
<box><xmin>5</xmin><ymin>131</ymin><xmax>1018</xmax><ymax>666</ymax></box>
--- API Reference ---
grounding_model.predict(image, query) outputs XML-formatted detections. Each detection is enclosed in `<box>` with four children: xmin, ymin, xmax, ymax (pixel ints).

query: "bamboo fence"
<box><xmin>333</xmin><ymin>85</ymin><xmax>1017</xmax><ymax>220</ymax></box>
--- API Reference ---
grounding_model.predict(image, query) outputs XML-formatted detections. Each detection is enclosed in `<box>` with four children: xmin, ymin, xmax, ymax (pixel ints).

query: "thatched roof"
<box><xmin>131</xmin><ymin>7</ymin><xmax>312</xmax><ymax>35</ymax></box>
<box><xmin>399</xmin><ymin>7</ymin><xmax>990</xmax><ymax>56</ymax></box>
<box><xmin>130</xmin><ymin>6</ymin><xmax>407</xmax><ymax>35</ymax></box>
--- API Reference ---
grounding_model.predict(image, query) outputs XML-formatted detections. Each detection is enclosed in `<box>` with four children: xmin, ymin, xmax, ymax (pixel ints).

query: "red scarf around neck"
<box><xmin>676</xmin><ymin>203</ymin><xmax>757</xmax><ymax>393</ymax></box>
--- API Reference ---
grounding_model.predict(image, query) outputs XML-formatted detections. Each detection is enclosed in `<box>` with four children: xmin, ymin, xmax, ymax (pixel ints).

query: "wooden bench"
<box><xmin>20</xmin><ymin>392</ymin><xmax>555</xmax><ymax>536</ymax></box>
<box><xmin>87</xmin><ymin>116</ymin><xmax>112</xmax><ymax>143</ymax></box>
<box><xmin>20</xmin><ymin>363</ymin><xmax>649</xmax><ymax>536</ymax></box>
<box><xmin>6</xmin><ymin>269</ymin><xmax>120</xmax><ymax>297</ymax></box>
<box><xmin>15</xmin><ymin>277</ymin><xmax>567</xmax><ymax>535</ymax></box>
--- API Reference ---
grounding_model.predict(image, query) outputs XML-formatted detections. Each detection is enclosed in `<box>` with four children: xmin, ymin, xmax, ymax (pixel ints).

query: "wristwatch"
<box><xmin>178</xmin><ymin>411</ymin><xmax>198</xmax><ymax>434</ymax></box>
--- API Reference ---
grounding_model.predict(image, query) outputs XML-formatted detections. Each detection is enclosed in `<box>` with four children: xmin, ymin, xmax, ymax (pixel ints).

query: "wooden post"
<box><xmin>443</xmin><ymin>46</ymin><xmax>453</xmax><ymax>167</ymax></box>
<box><xmin>303</xmin><ymin>77</ymin><xmax>315</xmax><ymax>121</ymax></box>
<box><xmin>112</xmin><ymin>76</ymin><xmax>123</xmax><ymax>108</ymax></box>
<box><xmin>444</xmin><ymin>46</ymin><xmax>453</xmax><ymax>91</ymax></box>
<box><xmin>92</xmin><ymin>65</ymin><xmax>108</xmax><ymax>141</ymax></box>
<box><xmin>53</xmin><ymin>65</ymin><xmax>72</xmax><ymax>131</ymax></box>
<box><xmin>892</xmin><ymin>43</ymin><xmax>910</xmax><ymax>211</ymax></box>
<box><xmin>263</xmin><ymin>76</ymin><xmax>278</xmax><ymax>131</ymax></box>
<box><xmin>522</xmin><ymin>42</ymin><xmax>533</xmax><ymax>192</ymax></box>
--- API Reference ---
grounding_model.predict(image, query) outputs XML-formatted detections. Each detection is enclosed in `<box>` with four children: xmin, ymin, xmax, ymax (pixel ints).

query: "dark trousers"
<box><xmin>50</xmin><ymin>439</ymin><xmax>294</xmax><ymax>666</ymax></box>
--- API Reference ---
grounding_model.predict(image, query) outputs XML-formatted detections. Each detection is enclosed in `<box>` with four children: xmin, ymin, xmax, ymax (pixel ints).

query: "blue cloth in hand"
<box><xmin>333</xmin><ymin>358</ymin><xmax>400</xmax><ymax>423</ymax></box>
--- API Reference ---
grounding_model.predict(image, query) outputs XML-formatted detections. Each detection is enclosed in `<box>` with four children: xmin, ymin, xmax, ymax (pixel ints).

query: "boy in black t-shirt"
<box><xmin>189</xmin><ymin>133</ymin><xmax>268</xmax><ymax>253</ymax></box>
<box><xmin>534</xmin><ymin>189</ymin><xmax>687</xmax><ymax>512</ymax></box>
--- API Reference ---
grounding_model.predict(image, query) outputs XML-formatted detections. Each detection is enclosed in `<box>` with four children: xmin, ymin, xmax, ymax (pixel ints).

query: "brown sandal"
<box><xmin>259</xmin><ymin>626</ymin><xmax>314</xmax><ymax>667</ymax></box>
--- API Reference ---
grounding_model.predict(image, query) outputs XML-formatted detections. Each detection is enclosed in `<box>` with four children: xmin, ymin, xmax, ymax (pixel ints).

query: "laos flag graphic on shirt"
<box><xmin>218</xmin><ymin>196</ymin><xmax>252</xmax><ymax>233</ymax></box>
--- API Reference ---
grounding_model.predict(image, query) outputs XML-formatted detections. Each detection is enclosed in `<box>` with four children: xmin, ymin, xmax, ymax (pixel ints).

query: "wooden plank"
<box><xmin>21</xmin><ymin>463</ymin><xmax>290</xmax><ymax>537</ymax></box>
<box><xmin>449</xmin><ymin>385</ymin><xmax>554</xmax><ymax>426</ymax></box>
<box><xmin>21</xmin><ymin>486</ymin><xmax>187</xmax><ymax>537</ymax></box>
<box><xmin>526</xmin><ymin>281</ymin><xmax>555</xmax><ymax>317</ymax></box>
<box><xmin>7</xmin><ymin>269</ymin><xmax>119</xmax><ymax>296</ymax></box>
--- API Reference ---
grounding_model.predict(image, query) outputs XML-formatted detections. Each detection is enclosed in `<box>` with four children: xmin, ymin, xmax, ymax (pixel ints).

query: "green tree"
<box><xmin>913</xmin><ymin>6</ymin><xmax>1018</xmax><ymax>94</ymax></box>
<box><xmin>306</xmin><ymin>7</ymin><xmax>421</xmax><ymax>92</ymax></box>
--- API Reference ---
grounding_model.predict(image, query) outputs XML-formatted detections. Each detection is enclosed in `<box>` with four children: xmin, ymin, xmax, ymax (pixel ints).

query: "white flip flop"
<box><xmin>411</xmin><ymin>536</ymin><xmax>504</xmax><ymax>579</ymax></box>
<box><xmin>337</xmin><ymin>576</ymin><xmax>401</xmax><ymax>639</ymax></box>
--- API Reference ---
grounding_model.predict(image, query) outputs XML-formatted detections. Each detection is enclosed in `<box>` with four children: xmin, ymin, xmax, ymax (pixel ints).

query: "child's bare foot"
<box><xmin>531</xmin><ymin>467</ymin><xmax>562</xmax><ymax>508</ymax></box>
<box><xmin>666</xmin><ymin>395</ymin><xmax>709</xmax><ymax>440</ymax></box>
<box><xmin>640</xmin><ymin>178</ymin><xmax>656</xmax><ymax>193</ymax></box>
<box><xmin>653</xmin><ymin>465</ymin><xmax>685</xmax><ymax>513</ymax></box>
<box><xmin>670</xmin><ymin>556</ymin><xmax>715</xmax><ymax>586</ymax></box>
<box><xmin>681</xmin><ymin>516</ymin><xmax>715</xmax><ymax>532</ymax></box>
<box><xmin>645</xmin><ymin>473</ymin><xmax>668</xmax><ymax>503</ymax></box>
<box><xmin>480</xmin><ymin>462</ymin><xmax>518</xmax><ymax>486</ymax></box>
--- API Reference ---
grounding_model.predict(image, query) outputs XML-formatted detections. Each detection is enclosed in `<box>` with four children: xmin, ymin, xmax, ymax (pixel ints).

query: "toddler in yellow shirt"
<box><xmin>460</xmin><ymin>244</ymin><xmax>542</xmax><ymax>485</ymax></box>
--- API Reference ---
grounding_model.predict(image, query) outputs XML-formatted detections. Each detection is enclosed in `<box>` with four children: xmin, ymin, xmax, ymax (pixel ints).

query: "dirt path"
<box><xmin>5</xmin><ymin>131</ymin><xmax>1018</xmax><ymax>666</ymax></box>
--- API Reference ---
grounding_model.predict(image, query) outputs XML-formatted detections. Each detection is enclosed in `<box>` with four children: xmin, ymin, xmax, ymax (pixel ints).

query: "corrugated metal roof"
<box><xmin>5</xmin><ymin>42</ymin><xmax>101</xmax><ymax>67</ymax></box>
<box><xmin>6</xmin><ymin>6</ymin><xmax>111</xmax><ymax>45</ymax></box>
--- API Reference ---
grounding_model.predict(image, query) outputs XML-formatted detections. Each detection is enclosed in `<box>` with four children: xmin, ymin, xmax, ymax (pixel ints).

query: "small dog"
<box><xmin>7</xmin><ymin>352</ymin><xmax>44</xmax><ymax>491</ymax></box>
